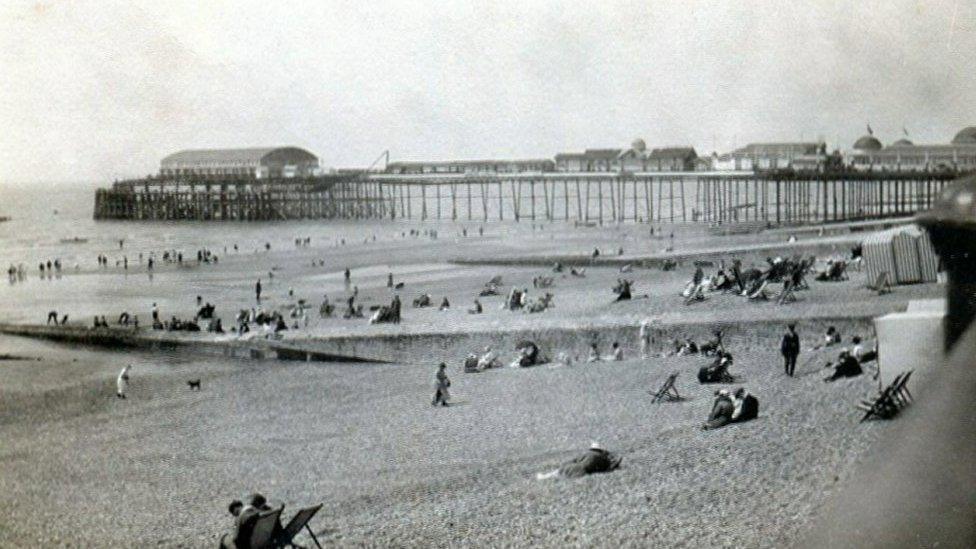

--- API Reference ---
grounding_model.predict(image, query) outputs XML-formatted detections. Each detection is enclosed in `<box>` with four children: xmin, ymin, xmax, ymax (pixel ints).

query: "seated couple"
<box><xmin>702</xmin><ymin>388</ymin><xmax>759</xmax><ymax>430</ymax></box>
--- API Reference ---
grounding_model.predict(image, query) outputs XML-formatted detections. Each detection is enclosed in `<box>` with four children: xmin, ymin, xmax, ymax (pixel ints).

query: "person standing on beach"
<box><xmin>781</xmin><ymin>323</ymin><xmax>800</xmax><ymax>377</ymax></box>
<box><xmin>432</xmin><ymin>363</ymin><xmax>451</xmax><ymax>407</ymax></box>
<box><xmin>255</xmin><ymin>279</ymin><xmax>262</xmax><ymax>303</ymax></box>
<box><xmin>116</xmin><ymin>365</ymin><xmax>131</xmax><ymax>399</ymax></box>
<box><xmin>639</xmin><ymin>319</ymin><xmax>653</xmax><ymax>359</ymax></box>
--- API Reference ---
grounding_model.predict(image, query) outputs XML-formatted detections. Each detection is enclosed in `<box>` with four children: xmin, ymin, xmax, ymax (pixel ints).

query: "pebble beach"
<box><xmin>0</xmin><ymin>184</ymin><xmax>942</xmax><ymax>547</ymax></box>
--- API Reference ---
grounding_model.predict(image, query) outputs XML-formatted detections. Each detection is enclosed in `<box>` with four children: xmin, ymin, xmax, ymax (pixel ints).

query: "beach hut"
<box><xmin>862</xmin><ymin>229</ymin><xmax>898</xmax><ymax>286</ymax></box>
<box><xmin>916</xmin><ymin>230</ymin><xmax>940</xmax><ymax>282</ymax></box>
<box><xmin>861</xmin><ymin>225</ymin><xmax>940</xmax><ymax>286</ymax></box>
<box><xmin>892</xmin><ymin>228</ymin><xmax>922</xmax><ymax>284</ymax></box>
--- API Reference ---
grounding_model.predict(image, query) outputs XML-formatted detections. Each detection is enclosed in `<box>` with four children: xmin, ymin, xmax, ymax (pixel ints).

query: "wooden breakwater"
<box><xmin>94</xmin><ymin>171</ymin><xmax>959</xmax><ymax>226</ymax></box>
<box><xmin>233</xmin><ymin>314</ymin><xmax>879</xmax><ymax>366</ymax></box>
<box><xmin>0</xmin><ymin>323</ymin><xmax>380</xmax><ymax>363</ymax></box>
<box><xmin>2</xmin><ymin>315</ymin><xmax>877</xmax><ymax>366</ymax></box>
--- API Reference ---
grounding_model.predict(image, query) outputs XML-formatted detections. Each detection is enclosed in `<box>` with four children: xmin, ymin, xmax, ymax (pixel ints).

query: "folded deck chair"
<box><xmin>279</xmin><ymin>504</ymin><xmax>324</xmax><ymax>548</ymax></box>
<box><xmin>870</xmin><ymin>271</ymin><xmax>893</xmax><ymax>295</ymax></box>
<box><xmin>650</xmin><ymin>372</ymin><xmax>682</xmax><ymax>403</ymax></box>
<box><xmin>248</xmin><ymin>505</ymin><xmax>284</xmax><ymax>549</ymax></box>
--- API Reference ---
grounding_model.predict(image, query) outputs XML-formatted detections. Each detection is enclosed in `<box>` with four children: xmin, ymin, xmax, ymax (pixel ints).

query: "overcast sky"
<box><xmin>1</xmin><ymin>0</ymin><xmax>974</xmax><ymax>184</ymax></box>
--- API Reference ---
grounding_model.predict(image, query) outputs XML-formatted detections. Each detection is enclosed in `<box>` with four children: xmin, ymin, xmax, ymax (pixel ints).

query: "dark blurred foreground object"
<box><xmin>804</xmin><ymin>176</ymin><xmax>976</xmax><ymax>547</ymax></box>
<box><xmin>917</xmin><ymin>174</ymin><xmax>976</xmax><ymax>351</ymax></box>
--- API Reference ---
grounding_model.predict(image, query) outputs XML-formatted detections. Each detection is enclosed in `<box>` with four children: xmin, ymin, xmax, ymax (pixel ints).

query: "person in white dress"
<box><xmin>116</xmin><ymin>365</ymin><xmax>131</xmax><ymax>399</ymax></box>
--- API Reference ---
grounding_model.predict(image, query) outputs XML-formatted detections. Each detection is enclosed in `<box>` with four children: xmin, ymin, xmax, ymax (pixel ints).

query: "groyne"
<box><xmin>0</xmin><ymin>314</ymin><xmax>877</xmax><ymax>367</ymax></box>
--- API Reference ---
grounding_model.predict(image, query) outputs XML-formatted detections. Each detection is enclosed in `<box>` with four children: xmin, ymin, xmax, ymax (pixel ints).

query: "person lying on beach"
<box><xmin>570</xmin><ymin>267</ymin><xmax>586</xmax><ymax>277</ymax></box>
<box><xmin>824</xmin><ymin>349</ymin><xmax>863</xmax><ymax>382</ymax></box>
<box><xmin>536</xmin><ymin>443</ymin><xmax>622</xmax><ymax>480</ymax></box>
<box><xmin>413</xmin><ymin>294</ymin><xmax>432</xmax><ymax>308</ymax></box>
<box><xmin>477</xmin><ymin>346</ymin><xmax>500</xmax><ymax>370</ymax></box>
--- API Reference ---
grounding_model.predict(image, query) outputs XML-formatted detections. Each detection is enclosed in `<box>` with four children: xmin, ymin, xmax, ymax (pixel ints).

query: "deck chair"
<box><xmin>777</xmin><ymin>281</ymin><xmax>797</xmax><ymax>305</ymax></box>
<box><xmin>857</xmin><ymin>371</ymin><xmax>912</xmax><ymax>422</ymax></box>
<box><xmin>278</xmin><ymin>504</ymin><xmax>324</xmax><ymax>548</ymax></box>
<box><xmin>248</xmin><ymin>505</ymin><xmax>284</xmax><ymax>549</ymax></box>
<box><xmin>870</xmin><ymin>271</ymin><xmax>893</xmax><ymax>295</ymax></box>
<box><xmin>650</xmin><ymin>372</ymin><xmax>683</xmax><ymax>403</ymax></box>
<box><xmin>890</xmin><ymin>370</ymin><xmax>914</xmax><ymax>408</ymax></box>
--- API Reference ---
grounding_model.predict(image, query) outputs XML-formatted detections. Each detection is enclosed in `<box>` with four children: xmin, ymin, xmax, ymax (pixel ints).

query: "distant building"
<box><xmin>385</xmin><ymin>158</ymin><xmax>554</xmax><ymax>175</ymax></box>
<box><xmin>713</xmin><ymin>142</ymin><xmax>823</xmax><ymax>171</ymax></box>
<box><xmin>645</xmin><ymin>147</ymin><xmax>699</xmax><ymax>171</ymax></box>
<box><xmin>554</xmin><ymin>149</ymin><xmax>622</xmax><ymax>172</ymax></box>
<box><xmin>845</xmin><ymin>127</ymin><xmax>976</xmax><ymax>173</ymax></box>
<box><xmin>556</xmin><ymin>139</ymin><xmax>699</xmax><ymax>172</ymax></box>
<box><xmin>159</xmin><ymin>147</ymin><xmax>319</xmax><ymax>179</ymax></box>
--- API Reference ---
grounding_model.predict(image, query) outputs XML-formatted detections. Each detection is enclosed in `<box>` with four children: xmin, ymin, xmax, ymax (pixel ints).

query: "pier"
<box><xmin>94</xmin><ymin>171</ymin><xmax>957</xmax><ymax>227</ymax></box>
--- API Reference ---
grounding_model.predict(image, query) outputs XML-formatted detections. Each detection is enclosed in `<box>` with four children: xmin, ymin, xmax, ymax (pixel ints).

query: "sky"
<box><xmin>0</xmin><ymin>0</ymin><xmax>974</xmax><ymax>184</ymax></box>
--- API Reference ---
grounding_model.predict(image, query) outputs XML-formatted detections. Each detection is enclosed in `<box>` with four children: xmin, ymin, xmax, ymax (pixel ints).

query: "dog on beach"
<box><xmin>187</xmin><ymin>379</ymin><xmax>201</xmax><ymax>390</ymax></box>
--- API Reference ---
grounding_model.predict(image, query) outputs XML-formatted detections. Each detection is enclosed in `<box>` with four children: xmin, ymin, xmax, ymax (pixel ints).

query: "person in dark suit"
<box><xmin>219</xmin><ymin>498</ymin><xmax>256</xmax><ymax>549</ymax></box>
<box><xmin>219</xmin><ymin>493</ymin><xmax>283</xmax><ymax>549</ymax></box>
<box><xmin>781</xmin><ymin>323</ymin><xmax>801</xmax><ymax>376</ymax></box>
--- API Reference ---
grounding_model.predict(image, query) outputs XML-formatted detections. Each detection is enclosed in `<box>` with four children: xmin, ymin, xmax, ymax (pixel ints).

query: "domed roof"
<box><xmin>951</xmin><ymin>126</ymin><xmax>976</xmax><ymax>144</ymax></box>
<box><xmin>853</xmin><ymin>135</ymin><xmax>883</xmax><ymax>151</ymax></box>
<box><xmin>891</xmin><ymin>138</ymin><xmax>914</xmax><ymax>146</ymax></box>
<box><xmin>631</xmin><ymin>138</ymin><xmax>647</xmax><ymax>152</ymax></box>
